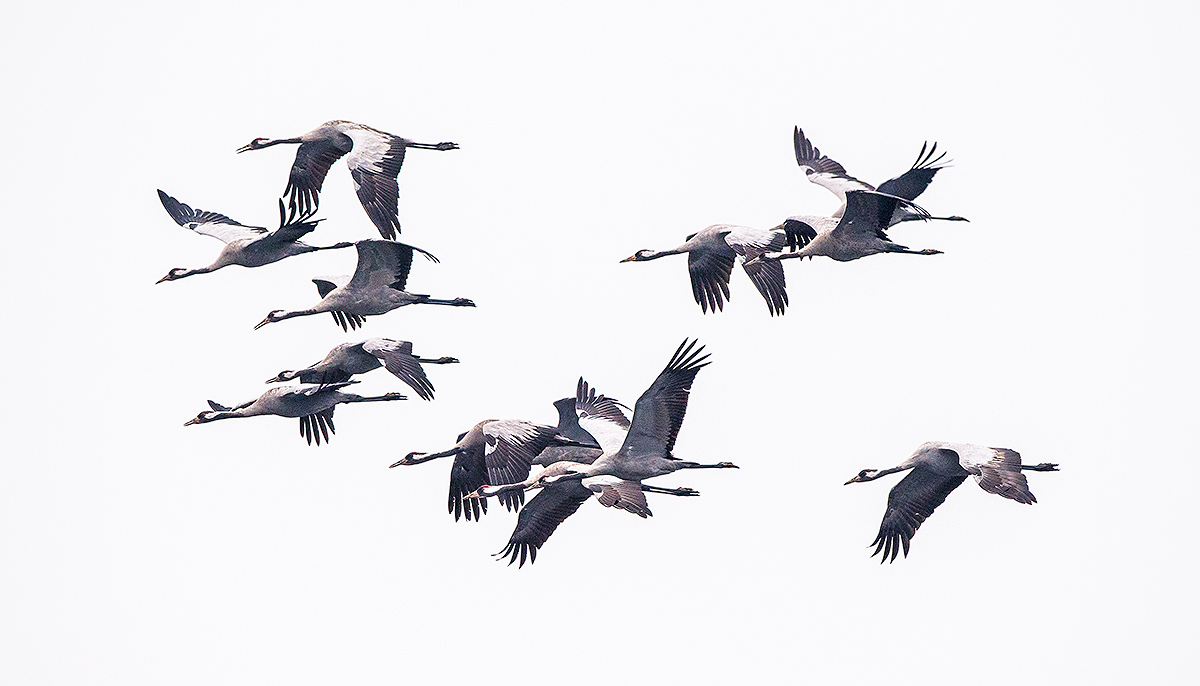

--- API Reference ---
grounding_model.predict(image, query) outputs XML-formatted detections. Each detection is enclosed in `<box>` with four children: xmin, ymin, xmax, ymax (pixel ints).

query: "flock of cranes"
<box><xmin>157</xmin><ymin>120</ymin><xmax>1058</xmax><ymax>566</ymax></box>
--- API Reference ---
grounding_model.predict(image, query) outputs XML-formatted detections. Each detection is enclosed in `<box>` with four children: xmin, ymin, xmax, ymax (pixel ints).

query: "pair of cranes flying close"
<box><xmin>622</xmin><ymin>128</ymin><xmax>969</xmax><ymax>316</ymax></box>
<box><xmin>159</xmin><ymin>120</ymin><xmax>1057</xmax><ymax>565</ymax></box>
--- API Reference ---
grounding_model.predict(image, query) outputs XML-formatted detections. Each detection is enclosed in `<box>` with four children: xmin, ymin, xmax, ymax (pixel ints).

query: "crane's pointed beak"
<box><xmin>184</xmin><ymin>417</ymin><xmax>200</xmax><ymax>426</ymax></box>
<box><xmin>236</xmin><ymin>143</ymin><xmax>254</xmax><ymax>153</ymax></box>
<box><xmin>253</xmin><ymin>317</ymin><xmax>272</xmax><ymax>330</ymax></box>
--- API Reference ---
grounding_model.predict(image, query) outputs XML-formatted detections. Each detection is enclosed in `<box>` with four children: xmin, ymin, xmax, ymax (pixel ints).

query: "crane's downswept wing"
<box><xmin>496</xmin><ymin>479</ymin><xmax>594</xmax><ymax>568</ymax></box>
<box><xmin>971</xmin><ymin>448</ymin><xmax>1037</xmax><ymax>505</ymax></box>
<box><xmin>344</xmin><ymin>127</ymin><xmax>408</xmax><ymax>240</ymax></box>
<box><xmin>585</xmin><ymin>476</ymin><xmax>651</xmax><ymax>518</ymax></box>
<box><xmin>725</xmin><ymin>227</ymin><xmax>791</xmax><ymax>317</ymax></box>
<box><xmin>259</xmin><ymin>199</ymin><xmax>323</xmax><ymax>247</ymax></box>
<box><xmin>793</xmin><ymin>127</ymin><xmax>874</xmax><ymax>207</ymax></box>
<box><xmin>362</xmin><ymin>339</ymin><xmax>436</xmax><ymax>401</ymax></box>
<box><xmin>620</xmin><ymin>339</ymin><xmax>711</xmax><ymax>458</ymax></box>
<box><xmin>876</xmin><ymin>141</ymin><xmax>950</xmax><ymax>201</ymax></box>
<box><xmin>574</xmin><ymin>377</ymin><xmax>630</xmax><ymax>456</ymax></box>
<box><xmin>871</xmin><ymin>465</ymin><xmax>967</xmax><ymax>563</ymax></box>
<box><xmin>687</xmin><ymin>248</ymin><xmax>736</xmax><ymax>314</ymax></box>
<box><xmin>284</xmin><ymin>131</ymin><xmax>353</xmax><ymax>219</ymax></box>
<box><xmin>157</xmin><ymin>190</ymin><xmax>266</xmax><ymax>243</ymax></box>
<box><xmin>448</xmin><ymin>421</ymin><xmax>569</xmax><ymax>522</ymax></box>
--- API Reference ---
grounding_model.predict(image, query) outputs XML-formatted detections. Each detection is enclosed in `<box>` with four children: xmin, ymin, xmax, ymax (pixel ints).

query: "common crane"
<box><xmin>752</xmin><ymin>190</ymin><xmax>941</xmax><ymax>265</ymax></box>
<box><xmin>155</xmin><ymin>191</ymin><xmax>351</xmax><ymax>282</ymax></box>
<box><xmin>266</xmin><ymin>338</ymin><xmax>459</xmax><ymax>401</ymax></box>
<box><xmin>254</xmin><ymin>239</ymin><xmax>475</xmax><ymax>331</ymax></box>
<box><xmin>388</xmin><ymin>420</ymin><xmax>598</xmax><ymax>521</ymax></box>
<box><xmin>793</xmin><ymin>126</ymin><xmax>967</xmax><ymax>224</ymax></box>
<box><xmin>620</xmin><ymin>224</ymin><xmax>802</xmax><ymax>315</ymax></box>
<box><xmin>236</xmin><ymin>121</ymin><xmax>458</xmax><ymax>240</ymax></box>
<box><xmin>844</xmin><ymin>441</ymin><xmax>1060</xmax><ymax>562</ymax></box>
<box><xmin>184</xmin><ymin>382</ymin><xmax>405</xmax><ymax>446</ymax></box>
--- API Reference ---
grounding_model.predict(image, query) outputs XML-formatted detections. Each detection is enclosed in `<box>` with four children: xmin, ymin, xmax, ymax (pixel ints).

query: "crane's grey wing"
<box><xmin>574</xmin><ymin>377</ymin><xmax>630</xmax><ymax>455</ymax></box>
<box><xmin>972</xmin><ymin>448</ymin><xmax>1037</xmax><ymax>504</ymax></box>
<box><xmin>362</xmin><ymin>338</ymin><xmax>436</xmax><ymax>401</ymax></box>
<box><xmin>345</xmin><ymin>129</ymin><xmax>407</xmax><ymax>240</ymax></box>
<box><xmin>871</xmin><ymin>466</ymin><xmax>967</xmax><ymax>563</ymax></box>
<box><xmin>585</xmin><ymin>477</ymin><xmax>651</xmax><ymax>518</ymax></box>
<box><xmin>687</xmin><ymin>247</ymin><xmax>736</xmax><ymax>314</ymax></box>
<box><xmin>793</xmin><ymin>127</ymin><xmax>874</xmax><ymax>203</ymax></box>
<box><xmin>311</xmin><ymin>276</ymin><xmax>350</xmax><ymax>298</ymax></box>
<box><xmin>496</xmin><ymin>479</ymin><xmax>593</xmax><ymax>568</ymax></box>
<box><xmin>875</xmin><ymin>142</ymin><xmax>950</xmax><ymax>201</ymax></box>
<box><xmin>830</xmin><ymin>190</ymin><xmax>929</xmax><ymax>241</ymax></box>
<box><xmin>774</xmin><ymin>218</ymin><xmax>820</xmax><ymax>252</ymax></box>
<box><xmin>346</xmin><ymin>239</ymin><xmax>438</xmax><ymax>293</ymax></box>
<box><xmin>157</xmin><ymin>190</ymin><xmax>266</xmax><ymax>243</ymax></box>
<box><xmin>298</xmin><ymin>407</ymin><xmax>337</xmax><ymax>446</ymax></box>
<box><xmin>284</xmin><ymin>133</ymin><xmax>353</xmax><ymax>219</ymax></box>
<box><xmin>620</xmin><ymin>339</ymin><xmax>710</xmax><ymax>457</ymax></box>
<box><xmin>448</xmin><ymin>421</ymin><xmax>566</xmax><ymax>521</ymax></box>
<box><xmin>725</xmin><ymin>227</ymin><xmax>790</xmax><ymax>317</ymax></box>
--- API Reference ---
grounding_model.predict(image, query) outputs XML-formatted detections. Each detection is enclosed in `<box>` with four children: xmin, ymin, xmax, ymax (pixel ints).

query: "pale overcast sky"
<box><xmin>2</xmin><ymin>2</ymin><xmax>1196</xmax><ymax>684</ymax></box>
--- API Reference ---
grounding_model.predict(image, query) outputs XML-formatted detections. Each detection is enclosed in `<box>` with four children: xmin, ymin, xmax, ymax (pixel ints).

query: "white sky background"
<box><xmin>2</xmin><ymin>1</ymin><xmax>1197</xmax><ymax>683</ymax></box>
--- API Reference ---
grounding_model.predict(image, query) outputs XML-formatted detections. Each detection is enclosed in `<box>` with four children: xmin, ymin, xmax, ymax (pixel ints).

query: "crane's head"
<box><xmin>266</xmin><ymin>370</ymin><xmax>298</xmax><ymax>384</ymax></box>
<box><xmin>620</xmin><ymin>249</ymin><xmax>655</xmax><ymax>263</ymax></box>
<box><xmin>844</xmin><ymin>469</ymin><xmax>881</xmax><ymax>485</ymax></box>
<box><xmin>184</xmin><ymin>411</ymin><xmax>218</xmax><ymax>426</ymax></box>
<box><xmin>156</xmin><ymin>268</ymin><xmax>189</xmax><ymax>284</ymax></box>
<box><xmin>254</xmin><ymin>310</ymin><xmax>287</xmax><ymax>330</ymax></box>
<box><xmin>236</xmin><ymin>137</ymin><xmax>270</xmax><ymax>153</ymax></box>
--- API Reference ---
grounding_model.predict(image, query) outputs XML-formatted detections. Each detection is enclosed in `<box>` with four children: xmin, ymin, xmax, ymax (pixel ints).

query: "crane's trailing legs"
<box><xmin>406</xmin><ymin>141</ymin><xmax>460</xmax><ymax>151</ymax></box>
<box><xmin>1021</xmin><ymin>463</ymin><xmax>1060</xmax><ymax>471</ymax></box>
<box><xmin>678</xmin><ymin>461</ymin><xmax>740</xmax><ymax>469</ymax></box>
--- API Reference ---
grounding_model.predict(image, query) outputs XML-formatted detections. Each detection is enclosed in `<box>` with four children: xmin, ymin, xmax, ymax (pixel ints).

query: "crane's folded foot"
<box><xmin>437</xmin><ymin>142</ymin><xmax>459</xmax><ymax>150</ymax></box>
<box><xmin>453</xmin><ymin>298</ymin><xmax>476</xmax><ymax>307</ymax></box>
<box><xmin>1024</xmin><ymin>462</ymin><xmax>1060</xmax><ymax>471</ymax></box>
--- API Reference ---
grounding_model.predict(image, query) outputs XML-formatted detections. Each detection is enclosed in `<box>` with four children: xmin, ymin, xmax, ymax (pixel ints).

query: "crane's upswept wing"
<box><xmin>829</xmin><ymin>191</ymin><xmax>929</xmax><ymax>242</ymax></box>
<box><xmin>574</xmin><ymin>378</ymin><xmax>630</xmax><ymax>456</ymax></box>
<box><xmin>875</xmin><ymin>142</ymin><xmax>950</xmax><ymax>201</ymax></box>
<box><xmin>619</xmin><ymin>339</ymin><xmax>711</xmax><ymax>458</ymax></box>
<box><xmin>971</xmin><ymin>447</ymin><xmax>1038</xmax><ymax>505</ymax></box>
<box><xmin>157</xmin><ymin>190</ymin><xmax>266</xmax><ymax>243</ymax></box>
<box><xmin>793</xmin><ymin>127</ymin><xmax>874</xmax><ymax>210</ymax></box>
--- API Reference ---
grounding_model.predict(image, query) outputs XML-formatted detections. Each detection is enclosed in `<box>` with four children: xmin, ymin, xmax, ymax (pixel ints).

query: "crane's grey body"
<box><xmin>758</xmin><ymin>190</ymin><xmax>941</xmax><ymax>265</ymax></box>
<box><xmin>792</xmin><ymin>126</ymin><xmax>967</xmax><ymax>225</ymax></box>
<box><xmin>267</xmin><ymin>338</ymin><xmax>458</xmax><ymax>400</ymax></box>
<box><xmin>621</xmin><ymin>224</ymin><xmax>795</xmax><ymax>315</ymax></box>
<box><xmin>156</xmin><ymin>191</ymin><xmax>351</xmax><ymax>282</ymax></box>
<box><xmin>184</xmin><ymin>382</ymin><xmax>405</xmax><ymax>445</ymax></box>
<box><xmin>237</xmin><ymin>120</ymin><xmax>458</xmax><ymax>240</ymax></box>
<box><xmin>254</xmin><ymin>239</ymin><xmax>475</xmax><ymax>331</ymax></box>
<box><xmin>845</xmin><ymin>441</ymin><xmax>1060</xmax><ymax>562</ymax></box>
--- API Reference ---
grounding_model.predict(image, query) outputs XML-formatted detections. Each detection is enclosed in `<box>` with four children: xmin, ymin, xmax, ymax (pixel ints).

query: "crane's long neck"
<box><xmin>258</xmin><ymin>137</ymin><xmax>303</xmax><ymax>149</ymax></box>
<box><xmin>389</xmin><ymin>445</ymin><xmax>464</xmax><ymax>467</ymax></box>
<box><xmin>647</xmin><ymin>248</ymin><xmax>687</xmax><ymax>260</ymax></box>
<box><xmin>859</xmin><ymin>465</ymin><xmax>913</xmax><ymax>482</ymax></box>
